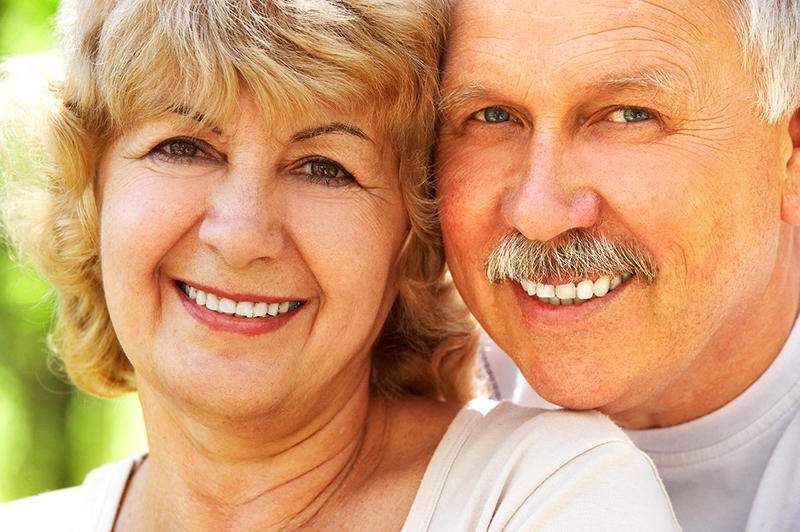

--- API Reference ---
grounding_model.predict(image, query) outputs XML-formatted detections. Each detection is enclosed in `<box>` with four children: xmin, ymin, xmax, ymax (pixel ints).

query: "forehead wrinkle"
<box><xmin>637</xmin><ymin>0</ymin><xmax>705</xmax><ymax>34</ymax></box>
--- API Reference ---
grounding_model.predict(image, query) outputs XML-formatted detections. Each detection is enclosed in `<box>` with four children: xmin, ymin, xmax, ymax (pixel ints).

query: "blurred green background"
<box><xmin>0</xmin><ymin>0</ymin><xmax>147</xmax><ymax>502</ymax></box>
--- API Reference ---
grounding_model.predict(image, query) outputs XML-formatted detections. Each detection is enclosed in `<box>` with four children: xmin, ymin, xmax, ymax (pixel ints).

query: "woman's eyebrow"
<box><xmin>290</xmin><ymin>122</ymin><xmax>372</xmax><ymax>143</ymax></box>
<box><xmin>169</xmin><ymin>105</ymin><xmax>224</xmax><ymax>135</ymax></box>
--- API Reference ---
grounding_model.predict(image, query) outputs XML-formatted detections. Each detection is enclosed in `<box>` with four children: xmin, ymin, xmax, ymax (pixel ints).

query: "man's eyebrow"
<box><xmin>439</xmin><ymin>67</ymin><xmax>688</xmax><ymax>115</ymax></box>
<box><xmin>290</xmin><ymin>122</ymin><xmax>372</xmax><ymax>143</ymax></box>
<box><xmin>593</xmin><ymin>66</ymin><xmax>689</xmax><ymax>101</ymax></box>
<box><xmin>438</xmin><ymin>84</ymin><xmax>495</xmax><ymax>117</ymax></box>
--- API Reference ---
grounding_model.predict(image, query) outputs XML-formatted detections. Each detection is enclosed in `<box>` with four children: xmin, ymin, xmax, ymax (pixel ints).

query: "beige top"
<box><xmin>0</xmin><ymin>399</ymin><xmax>680</xmax><ymax>531</ymax></box>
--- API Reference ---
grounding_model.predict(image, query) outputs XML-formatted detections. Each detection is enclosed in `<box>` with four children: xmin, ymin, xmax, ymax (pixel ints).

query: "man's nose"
<box><xmin>198</xmin><ymin>169</ymin><xmax>286</xmax><ymax>269</ymax></box>
<box><xmin>502</xmin><ymin>135</ymin><xmax>600</xmax><ymax>242</ymax></box>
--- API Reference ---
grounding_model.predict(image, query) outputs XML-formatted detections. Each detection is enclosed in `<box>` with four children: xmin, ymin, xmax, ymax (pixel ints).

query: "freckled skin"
<box><xmin>437</xmin><ymin>0</ymin><xmax>800</xmax><ymax>428</ymax></box>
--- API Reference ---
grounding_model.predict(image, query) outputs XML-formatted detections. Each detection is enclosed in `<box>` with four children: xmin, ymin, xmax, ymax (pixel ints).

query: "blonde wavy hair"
<box><xmin>1</xmin><ymin>0</ymin><xmax>479</xmax><ymax>401</ymax></box>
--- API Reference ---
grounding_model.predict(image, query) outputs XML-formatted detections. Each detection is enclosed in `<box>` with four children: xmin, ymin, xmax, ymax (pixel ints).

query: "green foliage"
<box><xmin>0</xmin><ymin>0</ymin><xmax>147</xmax><ymax>503</ymax></box>
<box><xmin>0</xmin><ymin>0</ymin><xmax>59</xmax><ymax>56</ymax></box>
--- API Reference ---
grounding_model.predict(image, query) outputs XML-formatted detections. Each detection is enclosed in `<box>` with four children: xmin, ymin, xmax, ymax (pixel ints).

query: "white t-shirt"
<box><xmin>0</xmin><ymin>399</ymin><xmax>680</xmax><ymax>531</ymax></box>
<box><xmin>480</xmin><ymin>321</ymin><xmax>800</xmax><ymax>532</ymax></box>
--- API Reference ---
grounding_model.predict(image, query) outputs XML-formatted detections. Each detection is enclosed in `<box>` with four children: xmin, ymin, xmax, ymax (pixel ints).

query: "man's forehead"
<box><xmin>442</xmin><ymin>0</ymin><xmax>745</xmax><ymax>108</ymax></box>
<box><xmin>446</xmin><ymin>0</ymin><xmax>740</xmax><ymax>61</ymax></box>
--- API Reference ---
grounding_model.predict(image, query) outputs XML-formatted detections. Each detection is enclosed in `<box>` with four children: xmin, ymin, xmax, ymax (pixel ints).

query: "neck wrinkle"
<box><xmin>121</xmin><ymin>379</ymin><xmax>382</xmax><ymax>532</ymax></box>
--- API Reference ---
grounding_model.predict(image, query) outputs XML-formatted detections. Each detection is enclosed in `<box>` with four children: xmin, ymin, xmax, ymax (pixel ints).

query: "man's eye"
<box><xmin>608</xmin><ymin>107</ymin><xmax>653</xmax><ymax>123</ymax></box>
<box><xmin>475</xmin><ymin>107</ymin><xmax>512</xmax><ymax>123</ymax></box>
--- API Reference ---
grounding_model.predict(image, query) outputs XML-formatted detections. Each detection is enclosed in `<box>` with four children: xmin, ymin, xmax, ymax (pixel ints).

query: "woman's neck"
<box><xmin>116</xmin><ymin>380</ymin><xmax>386</xmax><ymax>532</ymax></box>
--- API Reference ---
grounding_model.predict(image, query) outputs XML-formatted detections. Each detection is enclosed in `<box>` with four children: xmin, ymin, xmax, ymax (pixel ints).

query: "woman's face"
<box><xmin>97</xmin><ymin>96</ymin><xmax>408</xmax><ymax>422</ymax></box>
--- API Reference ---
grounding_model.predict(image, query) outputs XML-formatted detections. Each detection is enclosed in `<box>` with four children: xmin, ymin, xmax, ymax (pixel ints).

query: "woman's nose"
<box><xmin>198</xmin><ymin>171</ymin><xmax>286</xmax><ymax>269</ymax></box>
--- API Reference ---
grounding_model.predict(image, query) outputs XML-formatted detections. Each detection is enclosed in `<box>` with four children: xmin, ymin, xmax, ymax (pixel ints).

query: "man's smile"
<box><xmin>518</xmin><ymin>272</ymin><xmax>634</xmax><ymax>306</ymax></box>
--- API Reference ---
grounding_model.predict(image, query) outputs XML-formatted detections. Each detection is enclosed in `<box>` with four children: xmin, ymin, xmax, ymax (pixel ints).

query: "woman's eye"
<box><xmin>151</xmin><ymin>137</ymin><xmax>214</xmax><ymax>164</ymax></box>
<box><xmin>608</xmin><ymin>107</ymin><xmax>653</xmax><ymax>123</ymax></box>
<box><xmin>298</xmin><ymin>157</ymin><xmax>357</xmax><ymax>187</ymax></box>
<box><xmin>163</xmin><ymin>141</ymin><xmax>198</xmax><ymax>157</ymax></box>
<box><xmin>475</xmin><ymin>106</ymin><xmax>512</xmax><ymax>123</ymax></box>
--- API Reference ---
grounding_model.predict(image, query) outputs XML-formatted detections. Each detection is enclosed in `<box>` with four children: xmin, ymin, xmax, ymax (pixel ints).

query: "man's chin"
<box><xmin>517</xmin><ymin>360</ymin><xmax>634</xmax><ymax>413</ymax></box>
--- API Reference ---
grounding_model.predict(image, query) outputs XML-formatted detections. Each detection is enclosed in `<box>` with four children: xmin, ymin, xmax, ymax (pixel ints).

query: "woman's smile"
<box><xmin>178</xmin><ymin>280</ymin><xmax>304</xmax><ymax>318</ymax></box>
<box><xmin>174</xmin><ymin>279</ymin><xmax>306</xmax><ymax>336</ymax></box>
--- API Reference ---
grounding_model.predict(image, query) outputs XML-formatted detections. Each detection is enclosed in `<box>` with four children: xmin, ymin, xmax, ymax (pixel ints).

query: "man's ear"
<box><xmin>781</xmin><ymin>107</ymin><xmax>800</xmax><ymax>225</ymax></box>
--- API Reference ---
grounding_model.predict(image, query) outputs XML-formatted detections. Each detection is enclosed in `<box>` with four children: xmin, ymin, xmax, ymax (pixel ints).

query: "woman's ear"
<box><xmin>781</xmin><ymin>108</ymin><xmax>800</xmax><ymax>225</ymax></box>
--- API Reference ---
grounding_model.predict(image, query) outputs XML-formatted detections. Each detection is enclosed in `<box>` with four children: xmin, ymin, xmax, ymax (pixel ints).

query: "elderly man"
<box><xmin>436</xmin><ymin>0</ymin><xmax>800</xmax><ymax>530</ymax></box>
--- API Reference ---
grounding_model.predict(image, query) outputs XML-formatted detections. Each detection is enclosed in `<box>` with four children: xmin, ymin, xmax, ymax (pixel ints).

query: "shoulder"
<box><xmin>451</xmin><ymin>398</ymin><xmax>642</xmax><ymax>463</ymax></box>
<box><xmin>0</xmin><ymin>454</ymin><xmax>144</xmax><ymax>532</ymax></box>
<box><xmin>405</xmin><ymin>399</ymin><xmax>680</xmax><ymax>532</ymax></box>
<box><xmin>454</xmin><ymin>399</ymin><xmax>663</xmax><ymax>487</ymax></box>
<box><xmin>0</xmin><ymin>486</ymin><xmax>84</xmax><ymax>532</ymax></box>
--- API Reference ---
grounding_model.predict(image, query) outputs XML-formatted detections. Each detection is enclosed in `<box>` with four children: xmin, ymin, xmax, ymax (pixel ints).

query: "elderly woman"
<box><xmin>0</xmin><ymin>0</ymin><xmax>680</xmax><ymax>531</ymax></box>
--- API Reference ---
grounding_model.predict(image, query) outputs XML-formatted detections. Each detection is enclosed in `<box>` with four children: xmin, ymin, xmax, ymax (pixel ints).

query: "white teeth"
<box><xmin>555</xmin><ymin>282</ymin><xmax>577</xmax><ymax>299</ymax></box>
<box><xmin>537</xmin><ymin>283</ymin><xmax>555</xmax><ymax>298</ymax></box>
<box><xmin>219</xmin><ymin>297</ymin><xmax>237</xmax><ymax>315</ymax></box>
<box><xmin>179</xmin><ymin>282</ymin><xmax>301</xmax><ymax>319</ymax></box>
<box><xmin>594</xmin><ymin>276</ymin><xmax>610</xmax><ymax>297</ymax></box>
<box><xmin>235</xmin><ymin>301</ymin><xmax>254</xmax><ymax>318</ymax></box>
<box><xmin>576</xmin><ymin>280</ymin><xmax>594</xmax><ymax>300</ymax></box>
<box><xmin>521</xmin><ymin>279</ymin><xmax>537</xmax><ymax>296</ymax></box>
<box><xmin>522</xmin><ymin>272</ymin><xmax>634</xmax><ymax>306</ymax></box>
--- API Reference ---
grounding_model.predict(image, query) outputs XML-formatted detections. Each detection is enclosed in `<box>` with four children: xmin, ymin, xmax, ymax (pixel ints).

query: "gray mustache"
<box><xmin>485</xmin><ymin>230</ymin><xmax>658</xmax><ymax>284</ymax></box>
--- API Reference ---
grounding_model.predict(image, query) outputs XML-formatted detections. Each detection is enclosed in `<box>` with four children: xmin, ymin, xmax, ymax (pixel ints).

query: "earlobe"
<box><xmin>781</xmin><ymin>108</ymin><xmax>800</xmax><ymax>225</ymax></box>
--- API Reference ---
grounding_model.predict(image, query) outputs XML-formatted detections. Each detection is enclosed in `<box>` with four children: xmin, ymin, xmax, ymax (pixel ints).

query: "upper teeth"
<box><xmin>179</xmin><ymin>282</ymin><xmax>301</xmax><ymax>318</ymax></box>
<box><xmin>520</xmin><ymin>273</ymin><xmax>633</xmax><ymax>306</ymax></box>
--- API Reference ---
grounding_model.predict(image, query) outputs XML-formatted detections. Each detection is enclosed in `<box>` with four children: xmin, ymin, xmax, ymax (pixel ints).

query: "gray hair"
<box><xmin>739</xmin><ymin>0</ymin><xmax>800</xmax><ymax>121</ymax></box>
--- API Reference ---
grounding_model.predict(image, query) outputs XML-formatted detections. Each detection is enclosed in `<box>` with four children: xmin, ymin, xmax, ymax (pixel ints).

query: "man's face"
<box><xmin>437</xmin><ymin>0</ymin><xmax>800</xmax><ymax>427</ymax></box>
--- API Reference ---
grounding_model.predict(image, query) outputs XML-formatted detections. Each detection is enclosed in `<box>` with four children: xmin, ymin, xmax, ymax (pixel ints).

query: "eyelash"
<box><xmin>294</xmin><ymin>156</ymin><xmax>358</xmax><ymax>187</ymax></box>
<box><xmin>149</xmin><ymin>138</ymin><xmax>358</xmax><ymax>187</ymax></box>
<box><xmin>471</xmin><ymin>106</ymin><xmax>516</xmax><ymax>124</ymax></box>
<box><xmin>606</xmin><ymin>106</ymin><xmax>658</xmax><ymax>124</ymax></box>
<box><xmin>150</xmin><ymin>136</ymin><xmax>219</xmax><ymax>166</ymax></box>
<box><xmin>465</xmin><ymin>105</ymin><xmax>660</xmax><ymax>126</ymax></box>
